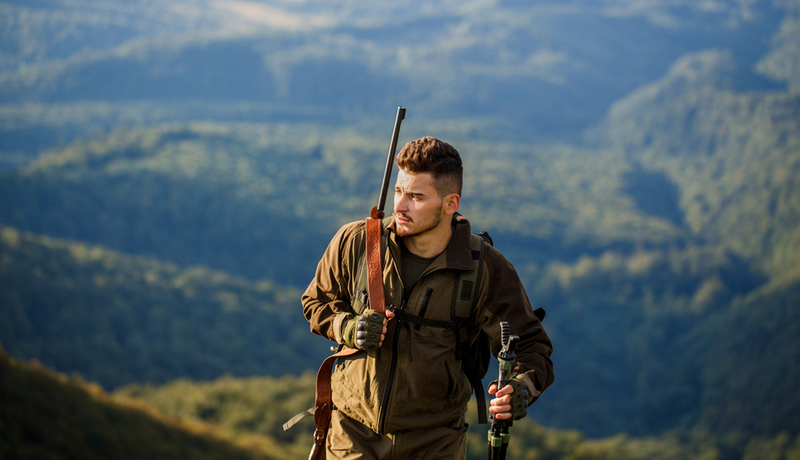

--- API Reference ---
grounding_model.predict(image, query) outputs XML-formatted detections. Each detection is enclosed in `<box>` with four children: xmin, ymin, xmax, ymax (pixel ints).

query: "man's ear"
<box><xmin>444</xmin><ymin>193</ymin><xmax>460</xmax><ymax>215</ymax></box>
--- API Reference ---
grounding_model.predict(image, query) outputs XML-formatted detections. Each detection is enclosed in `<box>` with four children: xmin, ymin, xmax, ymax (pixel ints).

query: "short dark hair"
<box><xmin>396</xmin><ymin>136</ymin><xmax>463</xmax><ymax>197</ymax></box>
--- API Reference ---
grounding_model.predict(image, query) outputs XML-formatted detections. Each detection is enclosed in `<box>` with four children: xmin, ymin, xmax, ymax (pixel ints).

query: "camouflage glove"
<box><xmin>490</xmin><ymin>374</ymin><xmax>532</xmax><ymax>421</ymax></box>
<box><xmin>343</xmin><ymin>309</ymin><xmax>386</xmax><ymax>351</ymax></box>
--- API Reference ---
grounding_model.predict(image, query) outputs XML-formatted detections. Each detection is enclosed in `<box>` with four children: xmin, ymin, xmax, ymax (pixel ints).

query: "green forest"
<box><xmin>2</xmin><ymin>0</ymin><xmax>800</xmax><ymax>459</ymax></box>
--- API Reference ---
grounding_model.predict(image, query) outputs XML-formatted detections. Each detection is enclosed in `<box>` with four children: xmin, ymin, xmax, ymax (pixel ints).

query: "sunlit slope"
<box><xmin>117</xmin><ymin>366</ymin><xmax>800</xmax><ymax>460</ymax></box>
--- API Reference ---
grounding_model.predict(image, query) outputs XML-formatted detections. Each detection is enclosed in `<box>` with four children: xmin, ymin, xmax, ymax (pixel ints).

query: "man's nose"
<box><xmin>394</xmin><ymin>193</ymin><xmax>408</xmax><ymax>211</ymax></box>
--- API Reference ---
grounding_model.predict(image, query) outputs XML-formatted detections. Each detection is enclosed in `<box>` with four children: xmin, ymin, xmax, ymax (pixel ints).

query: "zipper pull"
<box><xmin>415</xmin><ymin>287</ymin><xmax>434</xmax><ymax>331</ymax></box>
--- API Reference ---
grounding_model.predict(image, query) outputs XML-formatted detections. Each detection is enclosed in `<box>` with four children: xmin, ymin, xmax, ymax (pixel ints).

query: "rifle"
<box><xmin>488</xmin><ymin>322</ymin><xmax>518</xmax><ymax>460</ymax></box>
<box><xmin>363</xmin><ymin>106</ymin><xmax>405</xmax><ymax>318</ymax></box>
<box><xmin>303</xmin><ymin>106</ymin><xmax>406</xmax><ymax>460</ymax></box>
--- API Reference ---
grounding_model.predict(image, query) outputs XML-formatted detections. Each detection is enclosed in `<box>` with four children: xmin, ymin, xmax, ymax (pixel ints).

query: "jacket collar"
<box><xmin>385</xmin><ymin>213</ymin><xmax>474</xmax><ymax>272</ymax></box>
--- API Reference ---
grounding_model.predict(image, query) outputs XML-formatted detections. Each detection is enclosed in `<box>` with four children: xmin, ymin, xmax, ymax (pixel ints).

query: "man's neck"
<box><xmin>401</xmin><ymin>222</ymin><xmax>453</xmax><ymax>258</ymax></box>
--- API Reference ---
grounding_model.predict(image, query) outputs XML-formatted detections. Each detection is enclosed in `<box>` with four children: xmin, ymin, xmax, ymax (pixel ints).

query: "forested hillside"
<box><xmin>2</xmin><ymin>0</ymin><xmax>800</xmax><ymax>458</ymax></box>
<box><xmin>0</xmin><ymin>225</ymin><xmax>326</xmax><ymax>389</ymax></box>
<box><xmin>0</xmin><ymin>124</ymin><xmax>359</xmax><ymax>284</ymax></box>
<box><xmin>596</xmin><ymin>49</ymin><xmax>800</xmax><ymax>278</ymax></box>
<box><xmin>0</xmin><ymin>123</ymin><xmax>694</xmax><ymax>284</ymax></box>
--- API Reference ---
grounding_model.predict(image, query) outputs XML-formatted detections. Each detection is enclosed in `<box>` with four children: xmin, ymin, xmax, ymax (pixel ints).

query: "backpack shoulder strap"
<box><xmin>452</xmin><ymin>232</ymin><xmax>490</xmax><ymax>423</ymax></box>
<box><xmin>452</xmin><ymin>232</ymin><xmax>487</xmax><ymax>321</ymax></box>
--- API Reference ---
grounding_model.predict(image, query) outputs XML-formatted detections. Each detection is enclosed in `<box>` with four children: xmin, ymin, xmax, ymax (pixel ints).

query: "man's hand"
<box><xmin>343</xmin><ymin>309</ymin><xmax>395</xmax><ymax>351</ymax></box>
<box><xmin>488</xmin><ymin>377</ymin><xmax>529</xmax><ymax>421</ymax></box>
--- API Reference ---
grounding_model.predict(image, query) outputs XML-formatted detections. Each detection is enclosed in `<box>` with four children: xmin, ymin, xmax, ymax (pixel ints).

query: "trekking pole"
<box><xmin>488</xmin><ymin>322</ymin><xmax>518</xmax><ymax>460</ymax></box>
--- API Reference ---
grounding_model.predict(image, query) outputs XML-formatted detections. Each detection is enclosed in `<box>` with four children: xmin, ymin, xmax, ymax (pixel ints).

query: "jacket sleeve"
<box><xmin>302</xmin><ymin>222</ymin><xmax>361</xmax><ymax>343</ymax></box>
<box><xmin>480</xmin><ymin>246</ymin><xmax>555</xmax><ymax>401</ymax></box>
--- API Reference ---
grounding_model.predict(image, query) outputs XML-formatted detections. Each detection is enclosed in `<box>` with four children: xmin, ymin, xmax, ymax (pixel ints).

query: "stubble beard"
<box><xmin>395</xmin><ymin>203</ymin><xmax>444</xmax><ymax>238</ymax></box>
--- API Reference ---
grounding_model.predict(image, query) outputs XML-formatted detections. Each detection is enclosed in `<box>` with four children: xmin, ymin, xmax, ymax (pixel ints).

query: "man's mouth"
<box><xmin>395</xmin><ymin>213</ymin><xmax>411</xmax><ymax>224</ymax></box>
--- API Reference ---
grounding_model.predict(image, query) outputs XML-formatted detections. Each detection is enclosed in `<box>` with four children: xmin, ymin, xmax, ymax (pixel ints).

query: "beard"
<box><xmin>394</xmin><ymin>202</ymin><xmax>444</xmax><ymax>238</ymax></box>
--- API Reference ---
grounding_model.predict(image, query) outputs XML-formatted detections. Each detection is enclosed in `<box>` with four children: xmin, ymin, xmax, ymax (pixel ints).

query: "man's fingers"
<box><xmin>489</xmin><ymin>383</ymin><xmax>514</xmax><ymax>396</ymax></box>
<box><xmin>491</xmin><ymin>394</ymin><xmax>512</xmax><ymax>405</ymax></box>
<box><xmin>489</xmin><ymin>401</ymin><xmax>512</xmax><ymax>412</ymax></box>
<box><xmin>496</xmin><ymin>384</ymin><xmax>514</xmax><ymax>397</ymax></box>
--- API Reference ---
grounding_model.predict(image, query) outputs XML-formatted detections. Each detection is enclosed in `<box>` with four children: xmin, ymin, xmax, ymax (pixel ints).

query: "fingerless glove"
<box><xmin>343</xmin><ymin>309</ymin><xmax>385</xmax><ymax>351</ymax></box>
<box><xmin>490</xmin><ymin>374</ymin><xmax>533</xmax><ymax>421</ymax></box>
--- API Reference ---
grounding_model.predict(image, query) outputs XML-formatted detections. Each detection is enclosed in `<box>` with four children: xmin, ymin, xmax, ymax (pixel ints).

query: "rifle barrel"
<box><xmin>376</xmin><ymin>106</ymin><xmax>406</xmax><ymax>216</ymax></box>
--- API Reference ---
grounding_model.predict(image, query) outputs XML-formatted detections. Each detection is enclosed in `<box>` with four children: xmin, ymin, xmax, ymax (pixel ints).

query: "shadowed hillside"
<box><xmin>0</xmin><ymin>225</ymin><xmax>328</xmax><ymax>389</ymax></box>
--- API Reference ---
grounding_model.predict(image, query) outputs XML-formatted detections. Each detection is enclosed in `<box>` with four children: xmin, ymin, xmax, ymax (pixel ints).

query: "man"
<box><xmin>302</xmin><ymin>136</ymin><xmax>554</xmax><ymax>459</ymax></box>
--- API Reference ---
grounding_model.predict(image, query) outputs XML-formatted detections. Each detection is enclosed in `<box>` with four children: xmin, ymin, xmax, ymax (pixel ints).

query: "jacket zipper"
<box><xmin>377</xmin><ymin>244</ymin><xmax>403</xmax><ymax>435</ymax></box>
<box><xmin>376</xmin><ymin>240</ymin><xmax>455</xmax><ymax>435</ymax></box>
<box><xmin>377</xmin><ymin>298</ymin><xmax>405</xmax><ymax>435</ymax></box>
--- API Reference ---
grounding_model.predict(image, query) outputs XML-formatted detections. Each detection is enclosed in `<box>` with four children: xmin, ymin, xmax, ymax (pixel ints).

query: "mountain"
<box><xmin>1</xmin><ymin>0</ymin><xmax>800</xmax><ymax>450</ymax></box>
<box><xmin>0</xmin><ymin>0</ymin><xmax>789</xmax><ymax>169</ymax></box>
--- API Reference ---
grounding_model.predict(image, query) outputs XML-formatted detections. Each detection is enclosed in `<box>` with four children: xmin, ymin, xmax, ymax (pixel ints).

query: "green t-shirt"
<box><xmin>398</xmin><ymin>237</ymin><xmax>439</xmax><ymax>300</ymax></box>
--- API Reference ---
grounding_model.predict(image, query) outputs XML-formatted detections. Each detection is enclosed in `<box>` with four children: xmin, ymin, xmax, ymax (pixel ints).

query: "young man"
<box><xmin>302</xmin><ymin>136</ymin><xmax>554</xmax><ymax>459</ymax></box>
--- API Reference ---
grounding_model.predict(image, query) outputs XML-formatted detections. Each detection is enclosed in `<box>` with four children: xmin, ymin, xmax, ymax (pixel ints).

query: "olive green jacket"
<box><xmin>302</xmin><ymin>214</ymin><xmax>554</xmax><ymax>434</ymax></box>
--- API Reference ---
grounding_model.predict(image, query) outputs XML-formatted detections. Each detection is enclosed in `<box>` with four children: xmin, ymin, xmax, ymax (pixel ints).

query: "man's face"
<box><xmin>393</xmin><ymin>169</ymin><xmax>445</xmax><ymax>238</ymax></box>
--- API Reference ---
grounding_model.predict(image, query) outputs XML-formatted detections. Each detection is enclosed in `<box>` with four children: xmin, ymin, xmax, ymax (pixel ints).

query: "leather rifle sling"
<box><xmin>365</xmin><ymin>209</ymin><xmax>387</xmax><ymax>315</ymax></box>
<box><xmin>308</xmin><ymin>347</ymin><xmax>357</xmax><ymax>460</ymax></box>
<box><xmin>308</xmin><ymin>212</ymin><xmax>385</xmax><ymax>460</ymax></box>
